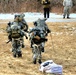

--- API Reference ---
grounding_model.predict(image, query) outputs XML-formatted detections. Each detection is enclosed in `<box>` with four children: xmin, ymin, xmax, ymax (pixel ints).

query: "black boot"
<box><xmin>33</xmin><ymin>59</ymin><xmax>36</xmax><ymax>64</ymax></box>
<box><xmin>18</xmin><ymin>51</ymin><xmax>22</xmax><ymax>57</ymax></box>
<box><xmin>13</xmin><ymin>54</ymin><xmax>16</xmax><ymax>58</ymax></box>
<box><xmin>67</xmin><ymin>17</ymin><xmax>70</xmax><ymax>19</ymax></box>
<box><xmin>22</xmin><ymin>44</ymin><xmax>25</xmax><ymax>48</ymax></box>
<box><xmin>41</xmin><ymin>47</ymin><xmax>44</xmax><ymax>52</ymax></box>
<box><xmin>13</xmin><ymin>51</ymin><xmax>16</xmax><ymax>58</ymax></box>
<box><xmin>63</xmin><ymin>16</ymin><xmax>65</xmax><ymax>19</ymax></box>
<box><xmin>38</xmin><ymin>59</ymin><xmax>42</xmax><ymax>64</ymax></box>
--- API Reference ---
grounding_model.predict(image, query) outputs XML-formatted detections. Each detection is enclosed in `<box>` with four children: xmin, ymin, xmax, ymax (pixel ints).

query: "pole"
<box><xmin>50</xmin><ymin>33</ymin><xmax>55</xmax><ymax>51</ymax></box>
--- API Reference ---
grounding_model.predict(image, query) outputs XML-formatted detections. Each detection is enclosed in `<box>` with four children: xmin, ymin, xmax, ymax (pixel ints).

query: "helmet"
<box><xmin>20</xmin><ymin>13</ymin><xmax>25</xmax><ymax>18</ymax></box>
<box><xmin>14</xmin><ymin>14</ymin><xmax>20</xmax><ymax>19</ymax></box>
<box><xmin>18</xmin><ymin>13</ymin><xmax>25</xmax><ymax>21</ymax></box>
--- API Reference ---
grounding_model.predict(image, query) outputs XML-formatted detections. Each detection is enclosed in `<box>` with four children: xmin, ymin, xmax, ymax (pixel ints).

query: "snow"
<box><xmin>0</xmin><ymin>13</ymin><xmax>14</xmax><ymax>19</ymax></box>
<box><xmin>0</xmin><ymin>12</ymin><xmax>76</xmax><ymax>22</ymax></box>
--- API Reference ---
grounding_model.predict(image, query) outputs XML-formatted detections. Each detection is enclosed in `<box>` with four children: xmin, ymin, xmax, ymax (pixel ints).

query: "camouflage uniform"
<box><xmin>6</xmin><ymin>14</ymin><xmax>28</xmax><ymax>47</ymax></box>
<box><xmin>12</xmin><ymin>38</ymin><xmax>22</xmax><ymax>57</ymax></box>
<box><xmin>6</xmin><ymin>21</ymin><xmax>26</xmax><ymax>57</ymax></box>
<box><xmin>34</xmin><ymin>18</ymin><xmax>50</xmax><ymax>36</ymax></box>
<box><xmin>29</xmin><ymin>27</ymin><xmax>47</xmax><ymax>64</ymax></box>
<box><xmin>14</xmin><ymin>14</ymin><xmax>28</xmax><ymax>48</ymax></box>
<box><xmin>33</xmin><ymin>18</ymin><xmax>50</xmax><ymax>52</ymax></box>
<box><xmin>10</xmin><ymin>22</ymin><xmax>22</xmax><ymax>57</ymax></box>
<box><xmin>32</xmin><ymin>43</ymin><xmax>42</xmax><ymax>64</ymax></box>
<box><xmin>63</xmin><ymin>0</ymin><xmax>73</xmax><ymax>18</ymax></box>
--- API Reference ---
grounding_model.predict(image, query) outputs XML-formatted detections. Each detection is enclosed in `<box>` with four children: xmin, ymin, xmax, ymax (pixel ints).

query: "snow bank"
<box><xmin>0</xmin><ymin>12</ymin><xmax>76</xmax><ymax>22</ymax></box>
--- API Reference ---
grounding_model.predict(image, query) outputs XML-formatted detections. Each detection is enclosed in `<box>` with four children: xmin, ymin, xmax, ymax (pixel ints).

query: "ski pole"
<box><xmin>50</xmin><ymin>33</ymin><xmax>55</xmax><ymax>51</ymax></box>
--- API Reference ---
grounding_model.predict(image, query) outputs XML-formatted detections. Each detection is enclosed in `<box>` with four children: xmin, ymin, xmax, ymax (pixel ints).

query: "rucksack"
<box><xmin>10</xmin><ymin>25</ymin><xmax>21</xmax><ymax>38</ymax></box>
<box><xmin>31</xmin><ymin>29</ymin><xmax>47</xmax><ymax>44</ymax></box>
<box><xmin>34</xmin><ymin>19</ymin><xmax>48</xmax><ymax>34</ymax></box>
<box><xmin>43</xmin><ymin>0</ymin><xmax>50</xmax><ymax>5</ymax></box>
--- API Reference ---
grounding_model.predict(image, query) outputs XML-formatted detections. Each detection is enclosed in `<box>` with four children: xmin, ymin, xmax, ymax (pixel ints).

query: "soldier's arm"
<box><xmin>22</xmin><ymin>19</ymin><xmax>28</xmax><ymax>25</ymax></box>
<box><xmin>22</xmin><ymin>30</ymin><xmax>28</xmax><ymax>39</ymax></box>
<box><xmin>22</xmin><ymin>20</ymin><xmax>28</xmax><ymax>32</ymax></box>
<box><xmin>44</xmin><ymin>20</ymin><xmax>51</xmax><ymax>33</ymax></box>
<box><xmin>29</xmin><ymin>28</ymin><xmax>36</xmax><ymax>33</ymax></box>
<box><xmin>63</xmin><ymin>0</ymin><xmax>66</xmax><ymax>6</ymax></box>
<box><xmin>71</xmin><ymin>0</ymin><xmax>73</xmax><ymax>7</ymax></box>
<box><xmin>6</xmin><ymin>26</ymin><xmax>11</xmax><ymax>33</ymax></box>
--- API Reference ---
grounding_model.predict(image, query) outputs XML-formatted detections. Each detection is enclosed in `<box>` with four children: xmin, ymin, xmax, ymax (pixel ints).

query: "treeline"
<box><xmin>0</xmin><ymin>0</ymin><xmax>76</xmax><ymax>13</ymax></box>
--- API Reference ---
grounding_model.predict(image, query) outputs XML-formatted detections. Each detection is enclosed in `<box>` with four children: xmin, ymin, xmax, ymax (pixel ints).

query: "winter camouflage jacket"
<box><xmin>63</xmin><ymin>0</ymin><xmax>73</xmax><ymax>7</ymax></box>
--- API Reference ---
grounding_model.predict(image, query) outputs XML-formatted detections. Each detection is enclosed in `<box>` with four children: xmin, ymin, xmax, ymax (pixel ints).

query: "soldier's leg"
<box><xmin>20</xmin><ymin>37</ymin><xmax>25</xmax><ymax>48</ymax></box>
<box><xmin>17</xmin><ymin>40</ymin><xmax>22</xmax><ymax>57</ymax></box>
<box><xmin>12</xmin><ymin>39</ymin><xmax>17</xmax><ymax>57</ymax></box>
<box><xmin>41</xmin><ymin>42</ymin><xmax>45</xmax><ymax>52</ymax></box>
<box><xmin>44</xmin><ymin>8</ymin><xmax>47</xmax><ymax>18</ymax></box>
<box><xmin>67</xmin><ymin>7</ymin><xmax>71</xmax><ymax>18</ymax></box>
<box><xmin>63</xmin><ymin>7</ymin><xmax>67</xmax><ymax>18</ymax></box>
<box><xmin>47</xmin><ymin>8</ymin><xmax>50</xmax><ymax>18</ymax></box>
<box><xmin>32</xmin><ymin>44</ymin><xmax>38</xmax><ymax>64</ymax></box>
<box><xmin>38</xmin><ymin>44</ymin><xmax>42</xmax><ymax>64</ymax></box>
<box><xmin>11</xmin><ymin>39</ymin><xmax>14</xmax><ymax>52</ymax></box>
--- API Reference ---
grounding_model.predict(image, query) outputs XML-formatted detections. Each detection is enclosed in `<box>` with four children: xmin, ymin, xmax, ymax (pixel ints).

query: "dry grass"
<box><xmin>0</xmin><ymin>21</ymin><xmax>76</xmax><ymax>75</ymax></box>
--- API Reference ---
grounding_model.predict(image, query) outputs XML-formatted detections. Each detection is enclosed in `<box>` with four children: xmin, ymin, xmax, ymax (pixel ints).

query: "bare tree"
<box><xmin>0</xmin><ymin>0</ymin><xmax>75</xmax><ymax>13</ymax></box>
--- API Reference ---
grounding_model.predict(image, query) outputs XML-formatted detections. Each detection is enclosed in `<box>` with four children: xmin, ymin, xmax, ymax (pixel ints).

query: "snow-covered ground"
<box><xmin>0</xmin><ymin>12</ymin><xmax>76</xmax><ymax>22</ymax></box>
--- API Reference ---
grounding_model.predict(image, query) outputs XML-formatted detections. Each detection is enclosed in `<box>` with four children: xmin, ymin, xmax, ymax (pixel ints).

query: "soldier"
<box><xmin>7</xmin><ymin>22</ymin><xmax>25</xmax><ymax>57</ymax></box>
<box><xmin>41</xmin><ymin>0</ymin><xmax>51</xmax><ymax>18</ymax></box>
<box><xmin>14</xmin><ymin>14</ymin><xmax>28</xmax><ymax>48</ymax></box>
<box><xmin>34</xmin><ymin>18</ymin><xmax>51</xmax><ymax>36</ymax></box>
<box><xmin>33</xmin><ymin>18</ymin><xmax>51</xmax><ymax>52</ymax></box>
<box><xmin>6</xmin><ymin>14</ymin><xmax>28</xmax><ymax>57</ymax></box>
<box><xmin>29</xmin><ymin>27</ymin><xmax>47</xmax><ymax>64</ymax></box>
<box><xmin>63</xmin><ymin>0</ymin><xmax>73</xmax><ymax>19</ymax></box>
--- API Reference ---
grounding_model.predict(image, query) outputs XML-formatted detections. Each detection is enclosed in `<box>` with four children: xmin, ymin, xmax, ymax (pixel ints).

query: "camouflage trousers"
<box><xmin>63</xmin><ymin>6</ymin><xmax>72</xmax><ymax>18</ymax></box>
<box><xmin>41</xmin><ymin>42</ymin><xmax>45</xmax><ymax>48</ymax></box>
<box><xmin>32</xmin><ymin>43</ymin><xmax>42</xmax><ymax>63</ymax></box>
<box><xmin>20</xmin><ymin>36</ymin><xmax>25</xmax><ymax>48</ymax></box>
<box><xmin>12</xmin><ymin>38</ymin><xmax>22</xmax><ymax>57</ymax></box>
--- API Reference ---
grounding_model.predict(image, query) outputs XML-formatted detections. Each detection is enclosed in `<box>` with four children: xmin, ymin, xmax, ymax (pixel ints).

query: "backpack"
<box><xmin>34</xmin><ymin>19</ymin><xmax>47</xmax><ymax>33</ymax></box>
<box><xmin>32</xmin><ymin>29</ymin><xmax>47</xmax><ymax>44</ymax></box>
<box><xmin>10</xmin><ymin>25</ymin><xmax>21</xmax><ymax>38</ymax></box>
<box><xmin>42</xmin><ymin>0</ymin><xmax>50</xmax><ymax>5</ymax></box>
